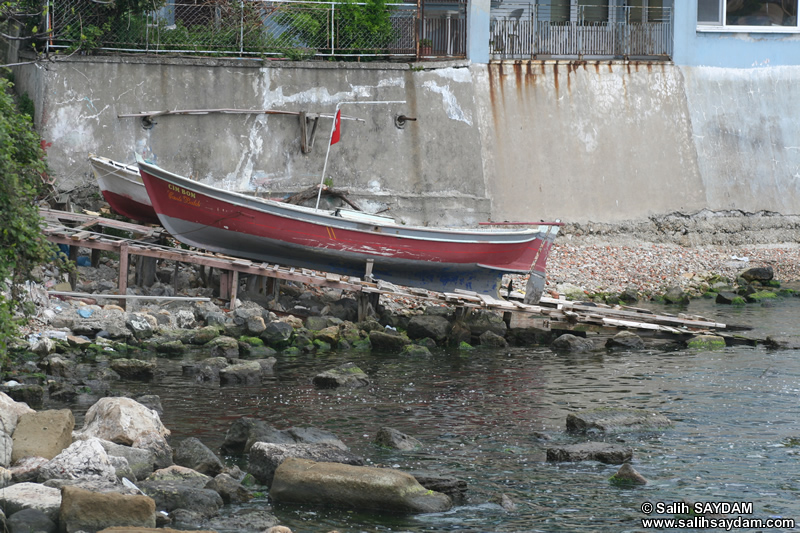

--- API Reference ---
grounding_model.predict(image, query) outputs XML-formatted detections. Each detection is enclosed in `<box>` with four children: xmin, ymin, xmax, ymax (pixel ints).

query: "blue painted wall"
<box><xmin>673</xmin><ymin>2</ymin><xmax>800</xmax><ymax>67</ymax></box>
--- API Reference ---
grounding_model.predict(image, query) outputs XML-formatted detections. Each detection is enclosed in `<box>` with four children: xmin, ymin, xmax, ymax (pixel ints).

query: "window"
<box><xmin>698</xmin><ymin>0</ymin><xmax>799</xmax><ymax>29</ymax></box>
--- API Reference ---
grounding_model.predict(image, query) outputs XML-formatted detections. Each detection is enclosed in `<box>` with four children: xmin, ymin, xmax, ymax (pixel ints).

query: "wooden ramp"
<box><xmin>41</xmin><ymin>209</ymin><xmax>747</xmax><ymax>341</ymax></box>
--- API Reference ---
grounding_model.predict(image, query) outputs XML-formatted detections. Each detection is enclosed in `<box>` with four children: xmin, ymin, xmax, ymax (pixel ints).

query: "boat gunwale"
<box><xmin>137</xmin><ymin>157</ymin><xmax>555</xmax><ymax>245</ymax></box>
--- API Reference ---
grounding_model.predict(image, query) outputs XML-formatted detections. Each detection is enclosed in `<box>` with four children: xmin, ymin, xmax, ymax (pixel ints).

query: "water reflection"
<box><xmin>57</xmin><ymin>297</ymin><xmax>800</xmax><ymax>532</ymax></box>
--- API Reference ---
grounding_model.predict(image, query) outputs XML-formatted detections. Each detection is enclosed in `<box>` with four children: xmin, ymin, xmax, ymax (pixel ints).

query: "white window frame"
<box><xmin>697</xmin><ymin>0</ymin><xmax>800</xmax><ymax>33</ymax></box>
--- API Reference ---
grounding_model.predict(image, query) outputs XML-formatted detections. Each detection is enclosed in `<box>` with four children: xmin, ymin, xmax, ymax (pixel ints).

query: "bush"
<box><xmin>0</xmin><ymin>74</ymin><xmax>65</xmax><ymax>366</ymax></box>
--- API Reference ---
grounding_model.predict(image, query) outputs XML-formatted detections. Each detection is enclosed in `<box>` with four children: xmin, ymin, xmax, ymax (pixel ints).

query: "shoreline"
<box><xmin>540</xmin><ymin>240</ymin><xmax>800</xmax><ymax>296</ymax></box>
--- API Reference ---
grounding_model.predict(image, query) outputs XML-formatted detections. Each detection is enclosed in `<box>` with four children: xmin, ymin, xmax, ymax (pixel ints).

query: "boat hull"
<box><xmin>137</xmin><ymin>157</ymin><xmax>560</xmax><ymax>295</ymax></box>
<box><xmin>90</xmin><ymin>156</ymin><xmax>160</xmax><ymax>224</ymax></box>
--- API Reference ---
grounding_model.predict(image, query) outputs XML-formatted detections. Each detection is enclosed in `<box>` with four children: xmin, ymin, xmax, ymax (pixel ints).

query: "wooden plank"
<box><xmin>602</xmin><ymin>317</ymin><xmax>663</xmax><ymax>331</ymax></box>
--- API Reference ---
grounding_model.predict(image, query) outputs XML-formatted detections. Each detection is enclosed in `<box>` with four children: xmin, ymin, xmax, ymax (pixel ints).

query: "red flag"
<box><xmin>330</xmin><ymin>109</ymin><xmax>341</xmax><ymax>145</ymax></box>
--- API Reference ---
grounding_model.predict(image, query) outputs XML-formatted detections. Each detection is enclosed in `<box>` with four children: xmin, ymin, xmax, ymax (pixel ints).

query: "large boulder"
<box><xmin>566</xmin><ymin>408</ymin><xmax>673</xmax><ymax>434</ymax></box>
<box><xmin>368</xmin><ymin>330</ymin><xmax>411</xmax><ymax>352</ymax></box>
<box><xmin>0</xmin><ymin>482</ymin><xmax>61</xmax><ymax>522</ymax></box>
<box><xmin>11</xmin><ymin>409</ymin><xmax>75</xmax><ymax>463</ymax></box>
<box><xmin>204</xmin><ymin>473</ymin><xmax>252</xmax><ymax>504</ymax></box>
<box><xmin>145</xmin><ymin>465</ymin><xmax>210</xmax><ymax>489</ymax></box>
<box><xmin>221</xmin><ymin>418</ymin><xmax>347</xmax><ymax>455</ymax></box>
<box><xmin>136</xmin><ymin>482</ymin><xmax>223</xmax><ymax>518</ymax></box>
<box><xmin>38</xmin><ymin>438</ymin><xmax>117</xmax><ymax>483</ymax></box>
<box><xmin>407</xmin><ymin>316</ymin><xmax>451</xmax><ymax>343</ymax></box>
<box><xmin>546</xmin><ymin>442</ymin><xmax>633</xmax><ymax>464</ymax></box>
<box><xmin>550</xmin><ymin>334</ymin><xmax>595</xmax><ymax>353</ymax></box>
<box><xmin>312</xmin><ymin>363</ymin><xmax>370</xmax><ymax>389</ymax></box>
<box><xmin>109</xmin><ymin>358</ymin><xmax>157</xmax><ymax>380</ymax></box>
<box><xmin>98</xmin><ymin>439</ymin><xmax>157</xmax><ymax>481</ymax></box>
<box><xmin>271</xmin><ymin>458</ymin><xmax>452</xmax><ymax>514</ymax></box>
<box><xmin>59</xmin><ymin>485</ymin><xmax>156</xmax><ymax>532</ymax></box>
<box><xmin>6</xmin><ymin>507</ymin><xmax>56</xmax><ymax>533</ymax></box>
<box><xmin>248</xmin><ymin>442</ymin><xmax>363</xmax><ymax>486</ymax></box>
<box><xmin>219</xmin><ymin>360</ymin><xmax>262</xmax><ymax>385</ymax></box>
<box><xmin>74</xmin><ymin>398</ymin><xmax>172</xmax><ymax>469</ymax></box>
<box><xmin>374</xmin><ymin>427</ymin><xmax>422</xmax><ymax>451</ymax></box>
<box><xmin>173</xmin><ymin>437</ymin><xmax>224</xmax><ymax>477</ymax></box>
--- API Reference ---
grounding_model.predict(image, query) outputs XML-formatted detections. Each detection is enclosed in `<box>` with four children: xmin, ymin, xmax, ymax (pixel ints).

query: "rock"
<box><xmin>206</xmin><ymin>336</ymin><xmax>240</xmax><ymax>358</ymax></box>
<box><xmin>126</xmin><ymin>313</ymin><xmax>155</xmax><ymax>340</ymax></box>
<box><xmin>401</xmin><ymin>344</ymin><xmax>432</xmax><ymax>356</ymax></box>
<box><xmin>204</xmin><ymin>473</ymin><xmax>252</xmax><ymax>504</ymax></box>
<box><xmin>556</xmin><ymin>283</ymin><xmax>586</xmax><ymax>300</ymax></box>
<box><xmin>245</xmin><ymin>316</ymin><xmax>267</xmax><ymax>335</ymax></box>
<box><xmin>410</xmin><ymin>472</ymin><xmax>467</xmax><ymax>503</ymax></box>
<box><xmin>479</xmin><ymin>330</ymin><xmax>508</xmax><ymax>347</ymax></box>
<box><xmin>97</xmin><ymin>526</ymin><xmax>217</xmax><ymax>533</ymax></box>
<box><xmin>206</xmin><ymin>510</ymin><xmax>279</xmax><ymax>532</ymax></box>
<box><xmin>448</xmin><ymin>320</ymin><xmax>471</xmax><ymax>346</ymax></box>
<box><xmin>374</xmin><ymin>427</ymin><xmax>422</xmax><ymax>451</ymax></box>
<box><xmin>605</xmin><ymin>331</ymin><xmax>646</xmax><ymax>350</ymax></box>
<box><xmin>260</xmin><ymin>322</ymin><xmax>294</xmax><ymax>347</ymax></box>
<box><xmin>0</xmin><ymin>392</ymin><xmax>35</xmax><ymax>436</ymax></box>
<box><xmin>286</xmin><ymin>427</ymin><xmax>348</xmax><ymax>450</ymax></box>
<box><xmin>31</xmin><ymin>337</ymin><xmax>57</xmax><ymax>357</ymax></box>
<box><xmin>9</xmin><ymin>456</ymin><xmax>48</xmax><ymax>483</ymax></box>
<box><xmin>546</xmin><ymin>442</ymin><xmax>633</xmax><ymax>464</ymax></box>
<box><xmin>493</xmin><ymin>493</ymin><xmax>517</xmax><ymax>512</ymax></box>
<box><xmin>464</xmin><ymin>310</ymin><xmax>507</xmax><ymax>339</ymax></box>
<box><xmin>38</xmin><ymin>438</ymin><xmax>117</xmax><ymax>482</ymax></box>
<box><xmin>155</xmin><ymin>340</ymin><xmax>186</xmax><ymax>356</ymax></box>
<box><xmin>189</xmin><ymin>325</ymin><xmax>221</xmax><ymax>345</ymax></box>
<box><xmin>248</xmin><ymin>442</ymin><xmax>364</xmax><ymax>486</ymax></box>
<box><xmin>219</xmin><ymin>360</ymin><xmax>262</xmax><ymax>385</ymax></box>
<box><xmin>43</xmin><ymin>355</ymin><xmax>76</xmax><ymax>379</ymax></box>
<box><xmin>609</xmin><ymin>463</ymin><xmax>648</xmax><ymax>485</ymax></box>
<box><xmin>551</xmin><ymin>334</ymin><xmax>595</xmax><ymax>352</ymax></box>
<box><xmin>715</xmin><ymin>291</ymin><xmax>746</xmax><ymax>305</ymax></box>
<box><xmin>407</xmin><ymin>316</ymin><xmax>451</xmax><ymax>343</ymax></box>
<box><xmin>0</xmin><ymin>466</ymin><xmax>11</xmax><ymax>488</ymax></box>
<box><xmin>663</xmin><ymin>286</ymin><xmax>690</xmax><ymax>305</ymax></box>
<box><xmin>687</xmin><ymin>334</ymin><xmax>727</xmax><ymax>349</ymax></box>
<box><xmin>145</xmin><ymin>465</ymin><xmax>211</xmax><ymax>489</ymax></box>
<box><xmin>740</xmin><ymin>265</ymin><xmax>773</xmax><ymax>283</ymax></box>
<box><xmin>174</xmin><ymin>309</ymin><xmax>196</xmax><ymax>329</ymax></box>
<box><xmin>6</xmin><ymin>507</ymin><xmax>57</xmax><ymax>533</ymax></box>
<box><xmin>11</xmin><ymin>409</ymin><xmax>75</xmax><ymax>463</ymax></box>
<box><xmin>271</xmin><ymin>458</ymin><xmax>452</xmax><ymax>514</ymax></box>
<box><xmin>566</xmin><ymin>408</ymin><xmax>672</xmax><ymax>434</ymax></box>
<box><xmin>173</xmin><ymin>437</ymin><xmax>224</xmax><ymax>477</ymax></box>
<box><xmin>134</xmin><ymin>395</ymin><xmax>164</xmax><ymax>416</ymax></box>
<box><xmin>0</xmin><ymin>482</ymin><xmax>61</xmax><ymax>522</ymax></box>
<box><xmin>59</xmin><ymin>485</ymin><xmax>156</xmax><ymax>532</ymax></box>
<box><xmin>74</xmin><ymin>397</ymin><xmax>172</xmax><ymax>468</ymax></box>
<box><xmin>312</xmin><ymin>363</ymin><xmax>370</xmax><ymax>389</ymax></box>
<box><xmin>368</xmin><ymin>330</ymin><xmax>411</xmax><ymax>352</ymax></box>
<box><xmin>136</xmin><ymin>482</ymin><xmax>223</xmax><ymax>518</ymax></box>
<box><xmin>110</xmin><ymin>358</ymin><xmax>157</xmax><ymax>380</ymax></box>
<box><xmin>221</xmin><ymin>418</ymin><xmax>295</xmax><ymax>455</ymax></box>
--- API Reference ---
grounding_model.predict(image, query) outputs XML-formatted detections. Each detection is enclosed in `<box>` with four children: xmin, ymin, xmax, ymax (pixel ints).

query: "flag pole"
<box><xmin>315</xmin><ymin>100</ymin><xmax>407</xmax><ymax>211</ymax></box>
<box><xmin>315</xmin><ymin>103</ymin><xmax>341</xmax><ymax>210</ymax></box>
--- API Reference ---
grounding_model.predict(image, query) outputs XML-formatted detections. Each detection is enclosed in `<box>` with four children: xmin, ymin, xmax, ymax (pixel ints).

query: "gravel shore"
<box><xmin>542</xmin><ymin>239</ymin><xmax>800</xmax><ymax>295</ymax></box>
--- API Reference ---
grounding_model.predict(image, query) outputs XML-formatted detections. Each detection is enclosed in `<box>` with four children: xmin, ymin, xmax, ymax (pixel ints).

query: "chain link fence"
<box><xmin>45</xmin><ymin>0</ymin><xmax>429</xmax><ymax>58</ymax></box>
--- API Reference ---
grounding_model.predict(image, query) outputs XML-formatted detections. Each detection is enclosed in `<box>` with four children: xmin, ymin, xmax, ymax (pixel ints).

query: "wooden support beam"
<box><xmin>118</xmin><ymin>241</ymin><xmax>129</xmax><ymax>309</ymax></box>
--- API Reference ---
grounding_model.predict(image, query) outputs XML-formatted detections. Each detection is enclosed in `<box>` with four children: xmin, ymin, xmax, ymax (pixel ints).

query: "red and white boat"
<box><xmin>89</xmin><ymin>155</ymin><xmax>160</xmax><ymax>224</ymax></box>
<box><xmin>136</xmin><ymin>155</ymin><xmax>560</xmax><ymax>299</ymax></box>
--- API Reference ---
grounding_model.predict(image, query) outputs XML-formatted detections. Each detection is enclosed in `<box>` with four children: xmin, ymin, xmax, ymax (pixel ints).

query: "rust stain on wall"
<box><xmin>553</xmin><ymin>62</ymin><xmax>559</xmax><ymax>98</ymax></box>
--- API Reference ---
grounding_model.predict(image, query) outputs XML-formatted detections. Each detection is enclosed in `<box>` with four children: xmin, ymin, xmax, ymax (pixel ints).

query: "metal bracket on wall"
<box><xmin>300</xmin><ymin>111</ymin><xmax>320</xmax><ymax>154</ymax></box>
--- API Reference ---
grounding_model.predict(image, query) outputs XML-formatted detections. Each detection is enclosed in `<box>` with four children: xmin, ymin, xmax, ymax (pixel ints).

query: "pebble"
<box><xmin>540</xmin><ymin>242</ymin><xmax>800</xmax><ymax>295</ymax></box>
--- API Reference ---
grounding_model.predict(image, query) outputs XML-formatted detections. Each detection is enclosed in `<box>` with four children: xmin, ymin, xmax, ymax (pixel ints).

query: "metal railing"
<box><xmin>43</xmin><ymin>0</ymin><xmax>466</xmax><ymax>59</ymax></box>
<box><xmin>490</xmin><ymin>3</ymin><xmax>672</xmax><ymax>60</ymax></box>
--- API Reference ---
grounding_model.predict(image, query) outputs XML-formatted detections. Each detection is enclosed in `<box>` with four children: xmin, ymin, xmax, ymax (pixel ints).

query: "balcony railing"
<box><xmin>490</xmin><ymin>3</ymin><xmax>673</xmax><ymax>60</ymax></box>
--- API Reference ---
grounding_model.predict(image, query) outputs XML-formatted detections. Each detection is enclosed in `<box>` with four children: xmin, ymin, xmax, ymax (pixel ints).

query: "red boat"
<box><xmin>137</xmin><ymin>155</ymin><xmax>560</xmax><ymax>299</ymax></box>
<box><xmin>90</xmin><ymin>155</ymin><xmax>160</xmax><ymax>224</ymax></box>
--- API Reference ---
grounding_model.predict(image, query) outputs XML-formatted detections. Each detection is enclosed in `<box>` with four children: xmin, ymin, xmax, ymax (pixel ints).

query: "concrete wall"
<box><xmin>12</xmin><ymin>55</ymin><xmax>800</xmax><ymax>226</ymax></box>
